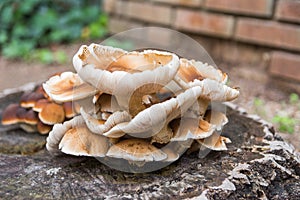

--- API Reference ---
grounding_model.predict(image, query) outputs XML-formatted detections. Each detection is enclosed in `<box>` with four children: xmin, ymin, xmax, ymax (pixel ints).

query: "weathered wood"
<box><xmin>0</xmin><ymin>89</ymin><xmax>299</xmax><ymax>199</ymax></box>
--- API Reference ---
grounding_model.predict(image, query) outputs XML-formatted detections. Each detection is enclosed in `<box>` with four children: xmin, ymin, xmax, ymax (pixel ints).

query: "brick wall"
<box><xmin>103</xmin><ymin>0</ymin><xmax>300</xmax><ymax>84</ymax></box>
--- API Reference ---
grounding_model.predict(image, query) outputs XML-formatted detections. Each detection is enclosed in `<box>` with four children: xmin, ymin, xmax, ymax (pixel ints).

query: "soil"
<box><xmin>0</xmin><ymin>43</ymin><xmax>299</xmax><ymax>151</ymax></box>
<box><xmin>220</xmin><ymin>63</ymin><xmax>300</xmax><ymax>151</ymax></box>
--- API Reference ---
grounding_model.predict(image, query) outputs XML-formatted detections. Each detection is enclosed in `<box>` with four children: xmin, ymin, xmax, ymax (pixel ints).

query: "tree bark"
<box><xmin>0</xmin><ymin>88</ymin><xmax>299</xmax><ymax>200</ymax></box>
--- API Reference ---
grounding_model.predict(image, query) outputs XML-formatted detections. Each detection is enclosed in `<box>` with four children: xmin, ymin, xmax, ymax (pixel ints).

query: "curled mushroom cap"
<box><xmin>170</xmin><ymin>118</ymin><xmax>215</xmax><ymax>141</ymax></box>
<box><xmin>191</xmin><ymin>79</ymin><xmax>239</xmax><ymax>102</ymax></box>
<box><xmin>106</xmin><ymin>139</ymin><xmax>167</xmax><ymax>162</ymax></box>
<box><xmin>94</xmin><ymin>93</ymin><xmax>120</xmax><ymax>113</ymax></box>
<box><xmin>46</xmin><ymin>116</ymin><xmax>77</xmax><ymax>154</ymax></box>
<box><xmin>161</xmin><ymin>140</ymin><xmax>193</xmax><ymax>162</ymax></box>
<box><xmin>82</xmin><ymin>86</ymin><xmax>204</xmax><ymax>138</ymax></box>
<box><xmin>73</xmin><ymin>44</ymin><xmax>180</xmax><ymax>95</ymax></box>
<box><xmin>43</xmin><ymin>71</ymin><xmax>96</xmax><ymax>103</ymax></box>
<box><xmin>178</xmin><ymin>58</ymin><xmax>227</xmax><ymax>84</ymax></box>
<box><xmin>197</xmin><ymin>132</ymin><xmax>231</xmax><ymax>151</ymax></box>
<box><xmin>47</xmin><ymin>115</ymin><xmax>109</xmax><ymax>157</ymax></box>
<box><xmin>59</xmin><ymin>124</ymin><xmax>109</xmax><ymax>157</ymax></box>
<box><xmin>81</xmin><ymin>108</ymin><xmax>131</xmax><ymax>138</ymax></box>
<box><xmin>151</xmin><ymin>124</ymin><xmax>173</xmax><ymax>144</ymax></box>
<box><xmin>204</xmin><ymin>110</ymin><xmax>228</xmax><ymax>131</ymax></box>
<box><xmin>1</xmin><ymin>104</ymin><xmax>20</xmax><ymax>125</ymax></box>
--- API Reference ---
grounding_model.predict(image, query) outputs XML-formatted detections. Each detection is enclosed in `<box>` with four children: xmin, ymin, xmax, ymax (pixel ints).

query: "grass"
<box><xmin>253</xmin><ymin>93</ymin><xmax>299</xmax><ymax>134</ymax></box>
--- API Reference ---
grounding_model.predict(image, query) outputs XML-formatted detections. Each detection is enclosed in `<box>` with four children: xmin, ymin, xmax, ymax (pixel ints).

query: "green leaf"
<box><xmin>0</xmin><ymin>0</ymin><xmax>108</xmax><ymax>61</ymax></box>
<box><xmin>12</xmin><ymin>23</ymin><xmax>28</xmax><ymax>38</ymax></box>
<box><xmin>98</xmin><ymin>14</ymin><xmax>108</xmax><ymax>26</ymax></box>
<box><xmin>253</xmin><ymin>98</ymin><xmax>264</xmax><ymax>107</ymax></box>
<box><xmin>3</xmin><ymin>40</ymin><xmax>34</xmax><ymax>59</ymax></box>
<box><xmin>1</xmin><ymin>5</ymin><xmax>13</xmax><ymax>25</ymax></box>
<box><xmin>19</xmin><ymin>0</ymin><xmax>39</xmax><ymax>14</ymax></box>
<box><xmin>49</xmin><ymin>29</ymin><xmax>69</xmax><ymax>42</ymax></box>
<box><xmin>32</xmin><ymin>9</ymin><xmax>58</xmax><ymax>30</ymax></box>
<box><xmin>54</xmin><ymin>50</ymin><xmax>67</xmax><ymax>64</ymax></box>
<box><xmin>289</xmin><ymin>93</ymin><xmax>299</xmax><ymax>104</ymax></box>
<box><xmin>82</xmin><ymin>6</ymin><xmax>99</xmax><ymax>22</ymax></box>
<box><xmin>35</xmin><ymin>49</ymin><xmax>53</xmax><ymax>64</ymax></box>
<box><xmin>272</xmin><ymin>115</ymin><xmax>296</xmax><ymax>134</ymax></box>
<box><xmin>0</xmin><ymin>31</ymin><xmax>8</xmax><ymax>44</ymax></box>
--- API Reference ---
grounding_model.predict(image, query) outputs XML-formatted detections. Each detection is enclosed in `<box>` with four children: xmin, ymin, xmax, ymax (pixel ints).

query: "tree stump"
<box><xmin>0</xmin><ymin>86</ymin><xmax>299</xmax><ymax>200</ymax></box>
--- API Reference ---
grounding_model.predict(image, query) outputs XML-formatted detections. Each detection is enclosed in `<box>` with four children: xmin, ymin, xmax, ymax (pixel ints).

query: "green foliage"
<box><xmin>252</xmin><ymin>96</ymin><xmax>298</xmax><ymax>134</ymax></box>
<box><xmin>253</xmin><ymin>97</ymin><xmax>264</xmax><ymax>107</ymax></box>
<box><xmin>253</xmin><ymin>97</ymin><xmax>266</xmax><ymax>117</ymax></box>
<box><xmin>0</xmin><ymin>0</ymin><xmax>108</xmax><ymax>64</ymax></box>
<box><xmin>272</xmin><ymin>115</ymin><xmax>296</xmax><ymax>134</ymax></box>
<box><xmin>289</xmin><ymin>93</ymin><xmax>299</xmax><ymax>104</ymax></box>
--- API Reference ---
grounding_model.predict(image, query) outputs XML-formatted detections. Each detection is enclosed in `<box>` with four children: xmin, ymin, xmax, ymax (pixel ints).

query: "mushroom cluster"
<box><xmin>1</xmin><ymin>83</ymin><xmax>80</xmax><ymax>134</ymax></box>
<box><xmin>44</xmin><ymin>44</ymin><xmax>239</xmax><ymax>170</ymax></box>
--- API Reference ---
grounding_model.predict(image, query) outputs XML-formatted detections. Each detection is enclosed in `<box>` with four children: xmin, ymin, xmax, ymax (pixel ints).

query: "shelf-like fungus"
<box><xmin>2</xmin><ymin>44</ymin><xmax>240</xmax><ymax>172</ymax></box>
<box><xmin>1</xmin><ymin>83</ymin><xmax>81</xmax><ymax>135</ymax></box>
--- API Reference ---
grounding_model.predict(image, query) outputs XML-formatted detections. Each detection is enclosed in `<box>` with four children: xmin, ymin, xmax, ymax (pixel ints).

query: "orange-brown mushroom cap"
<box><xmin>15</xmin><ymin>106</ymin><xmax>28</xmax><ymax>123</ymax></box>
<box><xmin>24</xmin><ymin>110</ymin><xmax>39</xmax><ymax>125</ymax></box>
<box><xmin>20</xmin><ymin>92</ymin><xmax>45</xmax><ymax>108</ymax></box>
<box><xmin>106</xmin><ymin>139</ymin><xmax>167</xmax><ymax>162</ymax></box>
<box><xmin>39</xmin><ymin>103</ymin><xmax>65</xmax><ymax>125</ymax></box>
<box><xmin>37</xmin><ymin>120</ymin><xmax>52</xmax><ymax>134</ymax></box>
<box><xmin>33</xmin><ymin>99</ymin><xmax>50</xmax><ymax>112</ymax></box>
<box><xmin>1</xmin><ymin>104</ymin><xmax>20</xmax><ymax>125</ymax></box>
<box><xmin>63</xmin><ymin>102</ymin><xmax>80</xmax><ymax>119</ymax></box>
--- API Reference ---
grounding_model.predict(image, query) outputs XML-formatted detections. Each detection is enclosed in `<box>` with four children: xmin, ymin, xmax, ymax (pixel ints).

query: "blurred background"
<box><xmin>0</xmin><ymin>0</ymin><xmax>299</xmax><ymax>148</ymax></box>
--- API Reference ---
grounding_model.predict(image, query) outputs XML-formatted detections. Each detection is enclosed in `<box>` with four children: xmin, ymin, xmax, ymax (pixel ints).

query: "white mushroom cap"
<box><xmin>197</xmin><ymin>132</ymin><xmax>231</xmax><ymax>151</ymax></box>
<box><xmin>183</xmin><ymin>99</ymin><xmax>210</xmax><ymax>119</ymax></box>
<box><xmin>73</xmin><ymin>44</ymin><xmax>180</xmax><ymax>95</ymax></box>
<box><xmin>46</xmin><ymin>116</ymin><xmax>78</xmax><ymax>154</ymax></box>
<box><xmin>170</xmin><ymin>118</ymin><xmax>215</xmax><ymax>141</ymax></box>
<box><xmin>106</xmin><ymin>139</ymin><xmax>167</xmax><ymax>162</ymax></box>
<box><xmin>205</xmin><ymin>110</ymin><xmax>228</xmax><ymax>131</ymax></box>
<box><xmin>94</xmin><ymin>93</ymin><xmax>120</xmax><ymax>113</ymax></box>
<box><xmin>46</xmin><ymin>115</ymin><xmax>109</xmax><ymax>157</ymax></box>
<box><xmin>80</xmin><ymin>108</ymin><xmax>131</xmax><ymax>138</ymax></box>
<box><xmin>178</xmin><ymin>58</ymin><xmax>228</xmax><ymax>84</ymax></box>
<box><xmin>43</xmin><ymin>71</ymin><xmax>97</xmax><ymax>103</ymax></box>
<box><xmin>190</xmin><ymin>79</ymin><xmax>239</xmax><ymax>101</ymax></box>
<box><xmin>161</xmin><ymin>147</ymin><xmax>179</xmax><ymax>162</ymax></box>
<box><xmin>161</xmin><ymin>140</ymin><xmax>193</xmax><ymax>162</ymax></box>
<box><xmin>151</xmin><ymin>124</ymin><xmax>173</xmax><ymax>144</ymax></box>
<box><xmin>97</xmin><ymin>86</ymin><xmax>204</xmax><ymax>138</ymax></box>
<box><xmin>73</xmin><ymin>44</ymin><xmax>126</xmax><ymax>73</ymax></box>
<box><xmin>59</xmin><ymin>124</ymin><xmax>109</xmax><ymax>157</ymax></box>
